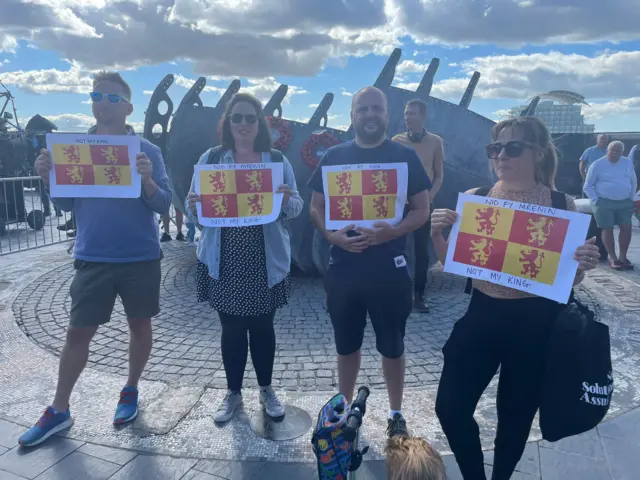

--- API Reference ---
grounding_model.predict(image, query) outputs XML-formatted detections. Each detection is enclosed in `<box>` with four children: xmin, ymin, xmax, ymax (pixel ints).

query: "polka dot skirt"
<box><xmin>196</xmin><ymin>225</ymin><xmax>291</xmax><ymax>316</ymax></box>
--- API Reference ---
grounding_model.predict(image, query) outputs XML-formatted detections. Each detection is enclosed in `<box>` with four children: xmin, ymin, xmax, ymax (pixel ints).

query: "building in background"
<box><xmin>502</xmin><ymin>100</ymin><xmax>595</xmax><ymax>134</ymax></box>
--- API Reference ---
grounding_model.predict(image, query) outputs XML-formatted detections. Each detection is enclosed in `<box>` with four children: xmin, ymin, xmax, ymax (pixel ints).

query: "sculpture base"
<box><xmin>249</xmin><ymin>405</ymin><xmax>313</xmax><ymax>441</ymax></box>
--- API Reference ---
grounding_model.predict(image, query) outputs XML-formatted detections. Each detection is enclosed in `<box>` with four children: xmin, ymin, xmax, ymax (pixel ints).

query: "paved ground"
<box><xmin>0</xmin><ymin>224</ymin><xmax>638</xmax><ymax>479</ymax></box>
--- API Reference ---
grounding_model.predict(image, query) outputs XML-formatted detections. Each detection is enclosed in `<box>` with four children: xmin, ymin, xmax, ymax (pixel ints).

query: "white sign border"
<box><xmin>46</xmin><ymin>133</ymin><xmax>142</xmax><ymax>199</ymax></box>
<box><xmin>443</xmin><ymin>193</ymin><xmax>591</xmax><ymax>304</ymax></box>
<box><xmin>194</xmin><ymin>162</ymin><xmax>284</xmax><ymax>228</ymax></box>
<box><xmin>322</xmin><ymin>162</ymin><xmax>409</xmax><ymax>229</ymax></box>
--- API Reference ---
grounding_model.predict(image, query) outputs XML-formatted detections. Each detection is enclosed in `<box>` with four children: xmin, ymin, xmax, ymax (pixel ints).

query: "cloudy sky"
<box><xmin>1</xmin><ymin>0</ymin><xmax>639</xmax><ymax>134</ymax></box>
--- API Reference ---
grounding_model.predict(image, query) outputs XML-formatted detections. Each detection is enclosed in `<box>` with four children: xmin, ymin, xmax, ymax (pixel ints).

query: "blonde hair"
<box><xmin>491</xmin><ymin>116</ymin><xmax>558</xmax><ymax>190</ymax></box>
<box><xmin>386</xmin><ymin>436</ymin><xmax>446</xmax><ymax>480</ymax></box>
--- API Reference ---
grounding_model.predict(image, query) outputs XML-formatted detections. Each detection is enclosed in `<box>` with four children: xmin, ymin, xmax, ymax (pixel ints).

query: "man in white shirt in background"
<box><xmin>584</xmin><ymin>140</ymin><xmax>638</xmax><ymax>270</ymax></box>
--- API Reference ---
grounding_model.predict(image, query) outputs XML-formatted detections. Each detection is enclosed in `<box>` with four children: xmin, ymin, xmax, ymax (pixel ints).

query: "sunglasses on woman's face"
<box><xmin>89</xmin><ymin>92</ymin><xmax>129</xmax><ymax>104</ymax></box>
<box><xmin>486</xmin><ymin>141</ymin><xmax>536</xmax><ymax>159</ymax></box>
<box><xmin>230</xmin><ymin>113</ymin><xmax>258</xmax><ymax>125</ymax></box>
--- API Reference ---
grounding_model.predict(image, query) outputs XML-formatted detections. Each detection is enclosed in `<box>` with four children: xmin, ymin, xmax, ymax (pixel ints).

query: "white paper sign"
<box><xmin>194</xmin><ymin>162</ymin><xmax>284</xmax><ymax>227</ymax></box>
<box><xmin>46</xmin><ymin>133</ymin><xmax>141</xmax><ymax>198</ymax></box>
<box><xmin>321</xmin><ymin>163</ymin><xmax>408</xmax><ymax>230</ymax></box>
<box><xmin>443</xmin><ymin>193</ymin><xmax>591</xmax><ymax>303</ymax></box>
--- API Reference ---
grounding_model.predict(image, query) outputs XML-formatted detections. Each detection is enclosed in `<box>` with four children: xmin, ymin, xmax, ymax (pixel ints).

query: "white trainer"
<box><xmin>259</xmin><ymin>386</ymin><xmax>285</xmax><ymax>418</ymax></box>
<box><xmin>214</xmin><ymin>390</ymin><xmax>242</xmax><ymax>423</ymax></box>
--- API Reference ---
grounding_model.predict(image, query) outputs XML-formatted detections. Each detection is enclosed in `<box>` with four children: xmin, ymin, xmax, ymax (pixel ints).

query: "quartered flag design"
<box><xmin>445</xmin><ymin>194</ymin><xmax>590</xmax><ymax>303</ymax></box>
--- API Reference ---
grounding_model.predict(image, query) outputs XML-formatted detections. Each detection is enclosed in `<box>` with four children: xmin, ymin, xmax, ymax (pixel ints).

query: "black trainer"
<box><xmin>176</xmin><ymin>232</ymin><xmax>185</xmax><ymax>241</ymax></box>
<box><xmin>160</xmin><ymin>232</ymin><xmax>172</xmax><ymax>242</ymax></box>
<box><xmin>387</xmin><ymin>413</ymin><xmax>409</xmax><ymax>438</ymax></box>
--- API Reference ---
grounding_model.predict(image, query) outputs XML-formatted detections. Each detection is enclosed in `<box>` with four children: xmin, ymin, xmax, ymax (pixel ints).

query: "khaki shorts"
<box><xmin>69</xmin><ymin>259</ymin><xmax>161</xmax><ymax>328</ymax></box>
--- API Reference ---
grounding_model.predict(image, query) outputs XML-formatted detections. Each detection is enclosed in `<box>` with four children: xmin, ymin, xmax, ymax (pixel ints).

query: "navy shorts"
<box><xmin>324</xmin><ymin>263</ymin><xmax>413</xmax><ymax>359</ymax></box>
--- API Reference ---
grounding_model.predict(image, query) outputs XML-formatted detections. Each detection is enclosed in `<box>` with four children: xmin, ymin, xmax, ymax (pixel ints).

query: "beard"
<box><xmin>354</xmin><ymin>119</ymin><xmax>386</xmax><ymax>145</ymax></box>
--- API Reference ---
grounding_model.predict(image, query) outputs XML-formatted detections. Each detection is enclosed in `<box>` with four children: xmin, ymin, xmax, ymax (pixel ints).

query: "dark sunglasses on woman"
<box><xmin>230</xmin><ymin>113</ymin><xmax>258</xmax><ymax>125</ymax></box>
<box><xmin>486</xmin><ymin>141</ymin><xmax>537</xmax><ymax>159</ymax></box>
<box><xmin>89</xmin><ymin>92</ymin><xmax>129</xmax><ymax>104</ymax></box>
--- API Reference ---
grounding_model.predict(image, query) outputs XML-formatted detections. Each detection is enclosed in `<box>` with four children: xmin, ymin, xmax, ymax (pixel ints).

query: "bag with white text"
<box><xmin>539</xmin><ymin>296</ymin><xmax>614</xmax><ymax>442</ymax></box>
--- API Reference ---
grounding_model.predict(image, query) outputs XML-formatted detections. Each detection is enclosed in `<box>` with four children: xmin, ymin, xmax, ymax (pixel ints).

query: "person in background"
<box><xmin>308</xmin><ymin>87</ymin><xmax>431</xmax><ymax>439</ymax></box>
<box><xmin>19</xmin><ymin>71</ymin><xmax>172</xmax><ymax>447</ymax></box>
<box><xmin>160</xmin><ymin>209</ymin><xmax>184</xmax><ymax>241</ymax></box>
<box><xmin>185</xmin><ymin>216</ymin><xmax>196</xmax><ymax>245</ymax></box>
<box><xmin>386</xmin><ymin>436</ymin><xmax>446</xmax><ymax>480</ymax></box>
<box><xmin>431</xmin><ymin>116</ymin><xmax>600</xmax><ymax>479</ymax></box>
<box><xmin>392</xmin><ymin>99</ymin><xmax>443</xmax><ymax>313</ymax></box>
<box><xmin>584</xmin><ymin>140</ymin><xmax>637</xmax><ymax>270</ymax></box>
<box><xmin>579</xmin><ymin>134</ymin><xmax>608</xmax><ymax>188</ymax></box>
<box><xmin>186</xmin><ymin>93</ymin><xmax>303</xmax><ymax>423</ymax></box>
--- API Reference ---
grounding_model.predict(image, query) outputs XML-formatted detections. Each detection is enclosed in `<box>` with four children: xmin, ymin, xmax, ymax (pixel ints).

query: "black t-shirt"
<box><xmin>307</xmin><ymin>139</ymin><xmax>432</xmax><ymax>274</ymax></box>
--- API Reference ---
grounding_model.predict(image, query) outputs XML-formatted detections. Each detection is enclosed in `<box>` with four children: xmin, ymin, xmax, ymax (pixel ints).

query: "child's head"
<box><xmin>386</xmin><ymin>436</ymin><xmax>446</xmax><ymax>480</ymax></box>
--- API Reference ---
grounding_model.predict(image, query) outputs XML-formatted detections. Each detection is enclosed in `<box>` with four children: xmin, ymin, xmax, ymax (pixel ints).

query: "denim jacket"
<box><xmin>184</xmin><ymin>149</ymin><xmax>304</xmax><ymax>288</ymax></box>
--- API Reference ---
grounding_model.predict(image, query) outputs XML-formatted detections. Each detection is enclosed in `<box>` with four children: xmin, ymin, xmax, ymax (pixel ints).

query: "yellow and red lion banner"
<box><xmin>321</xmin><ymin>163</ymin><xmax>408</xmax><ymax>229</ymax></box>
<box><xmin>46</xmin><ymin>133</ymin><xmax>141</xmax><ymax>198</ymax></box>
<box><xmin>194</xmin><ymin>162</ymin><xmax>284</xmax><ymax>227</ymax></box>
<box><xmin>444</xmin><ymin>193</ymin><xmax>591</xmax><ymax>303</ymax></box>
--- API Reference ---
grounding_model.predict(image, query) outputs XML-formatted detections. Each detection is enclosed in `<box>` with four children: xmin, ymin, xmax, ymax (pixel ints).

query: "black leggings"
<box><xmin>219</xmin><ymin>310</ymin><xmax>276</xmax><ymax>392</ymax></box>
<box><xmin>435</xmin><ymin>290</ymin><xmax>560</xmax><ymax>480</ymax></box>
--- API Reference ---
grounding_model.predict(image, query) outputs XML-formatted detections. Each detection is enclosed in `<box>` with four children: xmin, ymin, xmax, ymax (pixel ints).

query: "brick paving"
<box><xmin>0</xmin><ymin>227</ymin><xmax>638</xmax><ymax>478</ymax></box>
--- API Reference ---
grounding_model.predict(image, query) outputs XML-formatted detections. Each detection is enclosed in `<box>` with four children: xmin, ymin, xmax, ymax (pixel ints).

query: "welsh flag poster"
<box><xmin>444</xmin><ymin>193</ymin><xmax>591</xmax><ymax>303</ymax></box>
<box><xmin>321</xmin><ymin>163</ymin><xmax>408</xmax><ymax>230</ymax></box>
<box><xmin>194</xmin><ymin>162</ymin><xmax>284</xmax><ymax>227</ymax></box>
<box><xmin>46</xmin><ymin>133</ymin><xmax>141</xmax><ymax>198</ymax></box>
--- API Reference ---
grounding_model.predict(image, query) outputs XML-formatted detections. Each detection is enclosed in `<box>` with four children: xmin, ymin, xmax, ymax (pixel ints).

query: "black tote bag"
<box><xmin>539</xmin><ymin>297</ymin><xmax>614</xmax><ymax>442</ymax></box>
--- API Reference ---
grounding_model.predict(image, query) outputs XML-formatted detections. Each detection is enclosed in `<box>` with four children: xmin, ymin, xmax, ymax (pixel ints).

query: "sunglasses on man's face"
<box><xmin>486</xmin><ymin>141</ymin><xmax>536</xmax><ymax>159</ymax></box>
<box><xmin>230</xmin><ymin>113</ymin><xmax>258</xmax><ymax>125</ymax></box>
<box><xmin>89</xmin><ymin>92</ymin><xmax>129</xmax><ymax>104</ymax></box>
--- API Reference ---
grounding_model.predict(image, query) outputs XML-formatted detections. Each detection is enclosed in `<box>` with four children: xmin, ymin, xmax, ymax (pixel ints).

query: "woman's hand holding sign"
<box><xmin>276</xmin><ymin>184</ymin><xmax>292</xmax><ymax>209</ymax></box>
<box><xmin>572</xmin><ymin>237</ymin><xmax>600</xmax><ymax>285</ymax></box>
<box><xmin>187</xmin><ymin>192</ymin><xmax>202</xmax><ymax>217</ymax></box>
<box><xmin>430</xmin><ymin>208</ymin><xmax>458</xmax><ymax>236</ymax></box>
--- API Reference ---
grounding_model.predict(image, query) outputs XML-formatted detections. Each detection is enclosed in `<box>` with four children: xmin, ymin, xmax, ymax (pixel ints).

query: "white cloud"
<box><xmin>395</xmin><ymin>0</ymin><xmax>640</xmax><ymax>47</ymax></box>
<box><xmin>2</xmin><ymin>0</ymin><xmax>638</xmax><ymax>80</ymax></box>
<box><xmin>340</xmin><ymin>88</ymin><xmax>353</xmax><ymax>97</ymax></box>
<box><xmin>308</xmin><ymin>103</ymin><xmax>319</xmax><ymax>108</ymax></box>
<box><xmin>396</xmin><ymin>60</ymin><xmax>429</xmax><ymax>74</ymax></box>
<box><xmin>405</xmin><ymin>50</ymin><xmax>640</xmax><ymax>106</ymax></box>
<box><xmin>0</xmin><ymin>63</ymin><xmax>93</xmax><ymax>95</ymax></box>
<box><xmin>583</xmin><ymin>98</ymin><xmax>640</xmax><ymax>121</ymax></box>
<box><xmin>39</xmin><ymin>113</ymin><xmax>94</xmax><ymax>131</ymax></box>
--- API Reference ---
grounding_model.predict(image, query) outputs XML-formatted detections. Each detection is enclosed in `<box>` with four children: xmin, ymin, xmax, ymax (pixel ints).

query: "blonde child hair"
<box><xmin>386</xmin><ymin>436</ymin><xmax>446</xmax><ymax>480</ymax></box>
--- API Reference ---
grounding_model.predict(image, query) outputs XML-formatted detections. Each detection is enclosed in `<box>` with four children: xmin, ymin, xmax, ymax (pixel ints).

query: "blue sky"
<box><xmin>1</xmin><ymin>0</ymin><xmax>639</xmax><ymax>135</ymax></box>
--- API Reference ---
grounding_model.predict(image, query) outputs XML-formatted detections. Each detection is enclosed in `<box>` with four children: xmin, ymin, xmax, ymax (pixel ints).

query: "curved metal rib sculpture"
<box><xmin>144</xmin><ymin>48</ymin><xmax>496</xmax><ymax>275</ymax></box>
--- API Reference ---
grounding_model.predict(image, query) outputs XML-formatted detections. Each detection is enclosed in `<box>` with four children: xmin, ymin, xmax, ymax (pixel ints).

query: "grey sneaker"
<box><xmin>259</xmin><ymin>387</ymin><xmax>285</xmax><ymax>418</ymax></box>
<box><xmin>214</xmin><ymin>390</ymin><xmax>242</xmax><ymax>423</ymax></box>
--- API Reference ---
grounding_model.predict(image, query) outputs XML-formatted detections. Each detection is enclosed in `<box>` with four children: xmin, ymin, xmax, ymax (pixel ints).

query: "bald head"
<box><xmin>350</xmin><ymin>86</ymin><xmax>388</xmax><ymax>146</ymax></box>
<box><xmin>352</xmin><ymin>86</ymin><xmax>387</xmax><ymax>110</ymax></box>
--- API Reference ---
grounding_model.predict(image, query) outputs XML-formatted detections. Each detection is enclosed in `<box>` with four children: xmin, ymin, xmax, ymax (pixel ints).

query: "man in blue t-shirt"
<box><xmin>19</xmin><ymin>71</ymin><xmax>173</xmax><ymax>447</ymax></box>
<box><xmin>308</xmin><ymin>86</ymin><xmax>432</xmax><ymax>438</ymax></box>
<box><xmin>579</xmin><ymin>134</ymin><xmax>609</xmax><ymax>181</ymax></box>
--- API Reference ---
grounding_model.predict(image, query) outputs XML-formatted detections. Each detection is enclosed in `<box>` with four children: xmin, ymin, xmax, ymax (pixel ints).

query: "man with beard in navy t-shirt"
<box><xmin>308</xmin><ymin>86</ymin><xmax>432</xmax><ymax>438</ymax></box>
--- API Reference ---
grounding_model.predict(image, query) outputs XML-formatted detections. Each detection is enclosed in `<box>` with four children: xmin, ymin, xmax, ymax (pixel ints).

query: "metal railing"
<box><xmin>0</xmin><ymin>176</ymin><xmax>75</xmax><ymax>255</ymax></box>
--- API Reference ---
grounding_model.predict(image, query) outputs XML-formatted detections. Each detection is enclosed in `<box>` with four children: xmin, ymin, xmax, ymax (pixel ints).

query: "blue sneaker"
<box><xmin>113</xmin><ymin>386</ymin><xmax>138</xmax><ymax>425</ymax></box>
<box><xmin>18</xmin><ymin>406</ymin><xmax>74</xmax><ymax>447</ymax></box>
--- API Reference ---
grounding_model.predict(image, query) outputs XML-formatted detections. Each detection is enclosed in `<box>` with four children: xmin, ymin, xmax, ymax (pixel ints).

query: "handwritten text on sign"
<box><xmin>46</xmin><ymin>133</ymin><xmax>141</xmax><ymax>199</ymax></box>
<box><xmin>321</xmin><ymin>163</ymin><xmax>408</xmax><ymax>229</ymax></box>
<box><xmin>443</xmin><ymin>193</ymin><xmax>591</xmax><ymax>303</ymax></box>
<box><xmin>194</xmin><ymin>162</ymin><xmax>284</xmax><ymax>227</ymax></box>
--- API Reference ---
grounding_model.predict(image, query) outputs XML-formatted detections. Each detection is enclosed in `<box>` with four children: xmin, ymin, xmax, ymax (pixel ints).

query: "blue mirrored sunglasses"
<box><xmin>89</xmin><ymin>91</ymin><xmax>129</xmax><ymax>104</ymax></box>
